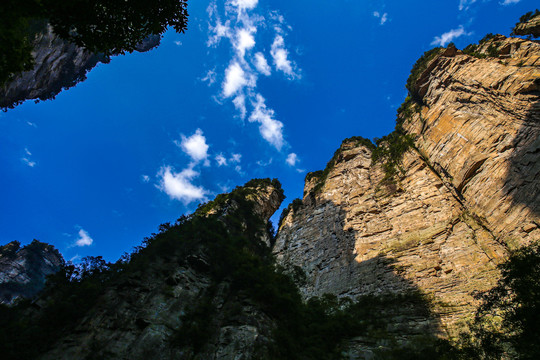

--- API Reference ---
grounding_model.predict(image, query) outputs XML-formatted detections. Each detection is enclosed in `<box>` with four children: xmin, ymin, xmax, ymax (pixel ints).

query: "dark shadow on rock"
<box><xmin>275</xmin><ymin>199</ymin><xmax>445</xmax><ymax>355</ymax></box>
<box><xmin>504</xmin><ymin>89</ymin><xmax>540</xmax><ymax>219</ymax></box>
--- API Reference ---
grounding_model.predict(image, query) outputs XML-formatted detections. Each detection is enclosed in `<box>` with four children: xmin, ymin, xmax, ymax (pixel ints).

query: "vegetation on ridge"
<box><xmin>511</xmin><ymin>9</ymin><xmax>540</xmax><ymax>37</ymax></box>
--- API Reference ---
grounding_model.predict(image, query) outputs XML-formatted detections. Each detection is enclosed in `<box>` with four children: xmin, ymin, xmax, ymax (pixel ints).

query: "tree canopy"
<box><xmin>0</xmin><ymin>0</ymin><xmax>189</xmax><ymax>85</ymax></box>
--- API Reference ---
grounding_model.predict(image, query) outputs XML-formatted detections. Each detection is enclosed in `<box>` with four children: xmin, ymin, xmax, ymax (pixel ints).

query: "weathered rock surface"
<box><xmin>274</xmin><ymin>35</ymin><xmax>539</xmax><ymax>343</ymax></box>
<box><xmin>0</xmin><ymin>25</ymin><xmax>161</xmax><ymax>110</ymax></box>
<box><xmin>403</xmin><ymin>35</ymin><xmax>540</xmax><ymax>248</ymax></box>
<box><xmin>0</xmin><ymin>240</ymin><xmax>64</xmax><ymax>305</ymax></box>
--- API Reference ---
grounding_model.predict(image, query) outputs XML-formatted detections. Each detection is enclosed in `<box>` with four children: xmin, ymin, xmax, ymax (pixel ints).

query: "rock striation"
<box><xmin>0</xmin><ymin>24</ymin><xmax>161</xmax><ymax>110</ymax></box>
<box><xmin>0</xmin><ymin>240</ymin><xmax>64</xmax><ymax>305</ymax></box>
<box><xmin>274</xmin><ymin>35</ymin><xmax>539</xmax><ymax>342</ymax></box>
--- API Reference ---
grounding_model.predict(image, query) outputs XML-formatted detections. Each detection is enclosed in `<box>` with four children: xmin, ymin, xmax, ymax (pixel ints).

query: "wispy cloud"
<box><xmin>249</xmin><ymin>94</ymin><xmax>284</xmax><ymax>150</ymax></box>
<box><xmin>205</xmin><ymin>0</ymin><xmax>300</xmax><ymax>151</ymax></box>
<box><xmin>74</xmin><ymin>229</ymin><xmax>93</xmax><ymax>247</ymax></box>
<box><xmin>501</xmin><ymin>0</ymin><xmax>520</xmax><ymax>5</ymax></box>
<box><xmin>270</xmin><ymin>35</ymin><xmax>299</xmax><ymax>78</ymax></box>
<box><xmin>141</xmin><ymin>175</ymin><xmax>150</xmax><ymax>183</ymax></box>
<box><xmin>157</xmin><ymin>165</ymin><xmax>208</xmax><ymax>204</ymax></box>
<box><xmin>21</xmin><ymin>147</ymin><xmax>36</xmax><ymax>167</ymax></box>
<box><xmin>431</xmin><ymin>25</ymin><xmax>470</xmax><ymax>46</ymax></box>
<box><xmin>458</xmin><ymin>0</ymin><xmax>477</xmax><ymax>11</ymax></box>
<box><xmin>216</xmin><ymin>153</ymin><xmax>228</xmax><ymax>166</ymax></box>
<box><xmin>373</xmin><ymin>11</ymin><xmax>388</xmax><ymax>25</ymax></box>
<box><xmin>254</xmin><ymin>52</ymin><xmax>271</xmax><ymax>76</ymax></box>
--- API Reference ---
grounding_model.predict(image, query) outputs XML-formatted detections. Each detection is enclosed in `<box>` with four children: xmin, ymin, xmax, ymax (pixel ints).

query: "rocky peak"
<box><xmin>0</xmin><ymin>240</ymin><xmax>64</xmax><ymax>305</ymax></box>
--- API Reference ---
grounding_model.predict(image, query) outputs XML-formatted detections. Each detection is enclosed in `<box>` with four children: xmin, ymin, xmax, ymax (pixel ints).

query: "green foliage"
<box><xmin>462</xmin><ymin>44</ymin><xmax>487</xmax><ymax>59</ymax></box>
<box><xmin>278</xmin><ymin>198</ymin><xmax>303</xmax><ymax>229</ymax></box>
<box><xmin>305</xmin><ymin>137</ymin><xmax>374</xmax><ymax>196</ymax></box>
<box><xmin>486</xmin><ymin>44</ymin><xmax>500</xmax><ymax>58</ymax></box>
<box><xmin>0</xmin><ymin>1</ymin><xmax>44</xmax><ymax>85</ymax></box>
<box><xmin>479</xmin><ymin>33</ymin><xmax>496</xmax><ymax>44</ymax></box>
<box><xmin>372</xmin><ymin>130</ymin><xmax>416</xmax><ymax>184</ymax></box>
<box><xmin>458</xmin><ymin>242</ymin><xmax>540</xmax><ymax>359</ymax></box>
<box><xmin>405</xmin><ymin>47</ymin><xmax>442</xmax><ymax>102</ymax></box>
<box><xmin>511</xmin><ymin>9</ymin><xmax>540</xmax><ymax>37</ymax></box>
<box><xmin>0</xmin><ymin>0</ymin><xmax>189</xmax><ymax>85</ymax></box>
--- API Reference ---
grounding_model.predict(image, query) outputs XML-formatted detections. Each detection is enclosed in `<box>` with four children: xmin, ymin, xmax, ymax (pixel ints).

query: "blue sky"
<box><xmin>0</xmin><ymin>0</ymin><xmax>536</xmax><ymax>262</ymax></box>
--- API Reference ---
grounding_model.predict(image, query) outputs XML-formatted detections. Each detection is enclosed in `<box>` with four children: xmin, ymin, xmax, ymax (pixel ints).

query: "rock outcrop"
<box><xmin>274</xmin><ymin>35</ymin><xmax>539</xmax><ymax>342</ymax></box>
<box><xmin>513</xmin><ymin>13</ymin><xmax>540</xmax><ymax>38</ymax></box>
<box><xmin>0</xmin><ymin>240</ymin><xmax>64</xmax><ymax>305</ymax></box>
<box><xmin>0</xmin><ymin>24</ymin><xmax>161</xmax><ymax>110</ymax></box>
<box><xmin>36</xmin><ymin>180</ymin><xmax>284</xmax><ymax>360</ymax></box>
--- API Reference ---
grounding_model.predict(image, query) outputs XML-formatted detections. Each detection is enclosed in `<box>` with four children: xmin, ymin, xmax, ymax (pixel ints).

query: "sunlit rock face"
<box><xmin>0</xmin><ymin>24</ymin><xmax>161</xmax><ymax>110</ymax></box>
<box><xmin>274</xmin><ymin>35</ymin><xmax>539</xmax><ymax>339</ymax></box>
<box><xmin>0</xmin><ymin>240</ymin><xmax>64</xmax><ymax>305</ymax></box>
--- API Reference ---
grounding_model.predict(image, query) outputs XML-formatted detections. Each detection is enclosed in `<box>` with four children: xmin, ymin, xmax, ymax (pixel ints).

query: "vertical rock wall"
<box><xmin>274</xmin><ymin>35</ymin><xmax>539</xmax><ymax>339</ymax></box>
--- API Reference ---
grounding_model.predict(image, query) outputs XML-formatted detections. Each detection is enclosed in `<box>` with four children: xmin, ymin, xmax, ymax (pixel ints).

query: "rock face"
<box><xmin>38</xmin><ymin>181</ymin><xmax>284</xmax><ymax>360</ymax></box>
<box><xmin>0</xmin><ymin>240</ymin><xmax>64</xmax><ymax>305</ymax></box>
<box><xmin>0</xmin><ymin>24</ymin><xmax>161</xmax><ymax>110</ymax></box>
<box><xmin>274</xmin><ymin>35</ymin><xmax>539</xmax><ymax>341</ymax></box>
<box><xmin>513</xmin><ymin>13</ymin><xmax>540</xmax><ymax>38</ymax></box>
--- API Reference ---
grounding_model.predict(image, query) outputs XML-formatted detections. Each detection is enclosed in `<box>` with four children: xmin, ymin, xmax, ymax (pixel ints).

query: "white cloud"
<box><xmin>216</xmin><ymin>153</ymin><xmax>228</xmax><ymax>166</ymax></box>
<box><xmin>271</xmin><ymin>35</ymin><xmax>298</xmax><ymax>78</ymax></box>
<box><xmin>201</xmin><ymin>69</ymin><xmax>217</xmax><ymax>85</ymax></box>
<box><xmin>142</xmin><ymin>175</ymin><xmax>150</xmax><ymax>183</ymax></box>
<box><xmin>234</xmin><ymin>165</ymin><xmax>243</xmax><ymax>174</ymax></box>
<box><xmin>230</xmin><ymin>153</ymin><xmax>242</xmax><ymax>163</ymax></box>
<box><xmin>177</xmin><ymin>129</ymin><xmax>209</xmax><ymax>163</ymax></box>
<box><xmin>431</xmin><ymin>26</ymin><xmax>470</xmax><ymax>46</ymax></box>
<box><xmin>236</xmin><ymin>28</ymin><xmax>256</xmax><ymax>57</ymax></box>
<box><xmin>223</xmin><ymin>62</ymin><xmax>248</xmax><ymax>97</ymax></box>
<box><xmin>157</xmin><ymin>166</ymin><xmax>208</xmax><ymax>204</ymax></box>
<box><xmin>249</xmin><ymin>94</ymin><xmax>284</xmax><ymax>150</ymax></box>
<box><xmin>459</xmin><ymin>0</ymin><xmax>477</xmax><ymax>11</ymax></box>
<box><xmin>373</xmin><ymin>11</ymin><xmax>388</xmax><ymax>25</ymax></box>
<box><xmin>233</xmin><ymin>0</ymin><xmax>258</xmax><ymax>10</ymax></box>
<box><xmin>174</xmin><ymin>40</ymin><xmax>182</xmax><ymax>46</ymax></box>
<box><xmin>208</xmin><ymin>20</ymin><xmax>232</xmax><ymax>46</ymax></box>
<box><xmin>233</xmin><ymin>94</ymin><xmax>247</xmax><ymax>119</ymax></box>
<box><xmin>26</xmin><ymin>121</ymin><xmax>37</xmax><ymax>127</ymax></box>
<box><xmin>501</xmin><ymin>0</ymin><xmax>520</xmax><ymax>4</ymax></box>
<box><xmin>206</xmin><ymin>1</ymin><xmax>300</xmax><ymax>151</ymax></box>
<box><xmin>286</xmin><ymin>153</ymin><xmax>298</xmax><ymax>166</ymax></box>
<box><xmin>21</xmin><ymin>158</ymin><xmax>35</xmax><ymax>167</ymax></box>
<box><xmin>21</xmin><ymin>147</ymin><xmax>36</xmax><ymax>167</ymax></box>
<box><xmin>257</xmin><ymin>158</ymin><xmax>272</xmax><ymax>166</ymax></box>
<box><xmin>75</xmin><ymin>229</ymin><xmax>93</xmax><ymax>247</ymax></box>
<box><xmin>254</xmin><ymin>52</ymin><xmax>271</xmax><ymax>76</ymax></box>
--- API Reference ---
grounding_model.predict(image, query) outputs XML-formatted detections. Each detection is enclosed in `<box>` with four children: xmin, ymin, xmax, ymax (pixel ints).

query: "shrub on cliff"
<box><xmin>459</xmin><ymin>242</ymin><xmax>540</xmax><ymax>359</ymax></box>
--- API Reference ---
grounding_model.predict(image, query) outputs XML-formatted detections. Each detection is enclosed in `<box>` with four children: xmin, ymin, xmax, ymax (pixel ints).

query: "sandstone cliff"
<box><xmin>274</xmin><ymin>34</ymin><xmax>539</xmax><ymax>343</ymax></box>
<box><xmin>0</xmin><ymin>24</ymin><xmax>160</xmax><ymax>110</ymax></box>
<box><xmin>0</xmin><ymin>240</ymin><xmax>64</xmax><ymax>305</ymax></box>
